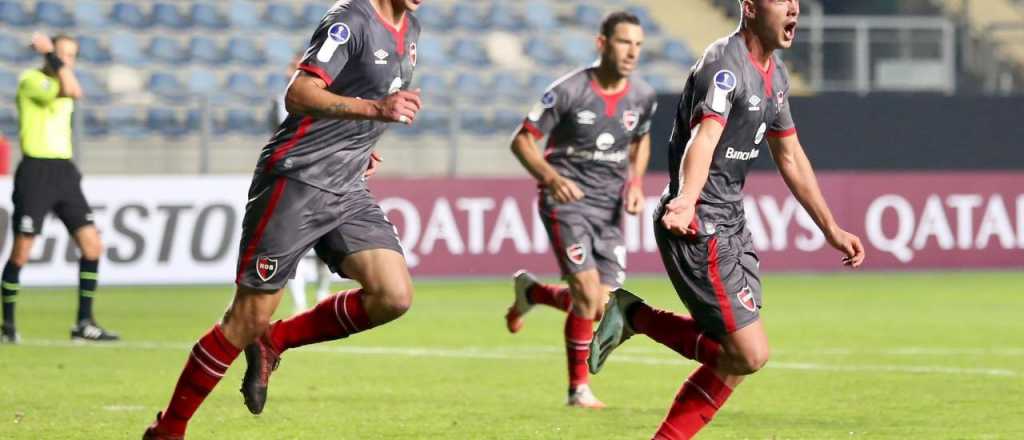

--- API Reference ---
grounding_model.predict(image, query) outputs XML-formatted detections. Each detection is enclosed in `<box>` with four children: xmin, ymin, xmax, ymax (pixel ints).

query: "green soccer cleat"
<box><xmin>588</xmin><ymin>288</ymin><xmax>644</xmax><ymax>374</ymax></box>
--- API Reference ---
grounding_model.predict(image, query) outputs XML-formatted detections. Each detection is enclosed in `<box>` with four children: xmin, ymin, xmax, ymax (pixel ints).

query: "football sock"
<box><xmin>528</xmin><ymin>284</ymin><xmax>572</xmax><ymax>311</ymax></box>
<box><xmin>628</xmin><ymin>302</ymin><xmax>721</xmax><ymax>367</ymax></box>
<box><xmin>653</xmin><ymin>365</ymin><xmax>733</xmax><ymax>439</ymax></box>
<box><xmin>565</xmin><ymin>311</ymin><xmax>593</xmax><ymax>389</ymax></box>
<box><xmin>268</xmin><ymin>289</ymin><xmax>373</xmax><ymax>352</ymax></box>
<box><xmin>77</xmin><ymin>258</ymin><xmax>99</xmax><ymax>323</ymax></box>
<box><xmin>1</xmin><ymin>262</ymin><xmax>20</xmax><ymax>328</ymax></box>
<box><xmin>159</xmin><ymin>325</ymin><xmax>240</xmax><ymax>436</ymax></box>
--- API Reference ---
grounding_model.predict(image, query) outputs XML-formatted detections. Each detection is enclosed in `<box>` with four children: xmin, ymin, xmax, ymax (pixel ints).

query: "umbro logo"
<box><xmin>374</xmin><ymin>49</ymin><xmax>389</xmax><ymax>65</ymax></box>
<box><xmin>576</xmin><ymin>110</ymin><xmax>596</xmax><ymax>125</ymax></box>
<box><xmin>747</xmin><ymin>95</ymin><xmax>762</xmax><ymax>111</ymax></box>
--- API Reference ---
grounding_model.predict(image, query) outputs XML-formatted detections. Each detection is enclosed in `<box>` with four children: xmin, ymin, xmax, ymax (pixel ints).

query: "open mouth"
<box><xmin>783</xmin><ymin>22</ymin><xmax>797</xmax><ymax>40</ymax></box>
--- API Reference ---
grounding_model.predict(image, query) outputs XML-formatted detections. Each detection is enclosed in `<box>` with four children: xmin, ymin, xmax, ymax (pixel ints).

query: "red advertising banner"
<box><xmin>369</xmin><ymin>172</ymin><xmax>1024</xmax><ymax>276</ymax></box>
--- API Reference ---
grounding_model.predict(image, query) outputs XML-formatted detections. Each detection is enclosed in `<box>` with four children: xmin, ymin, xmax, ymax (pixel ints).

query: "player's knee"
<box><xmin>372</xmin><ymin>280</ymin><xmax>414</xmax><ymax>319</ymax></box>
<box><xmin>82</xmin><ymin>239</ymin><xmax>103</xmax><ymax>260</ymax></box>
<box><xmin>733</xmin><ymin>347</ymin><xmax>770</xmax><ymax>375</ymax></box>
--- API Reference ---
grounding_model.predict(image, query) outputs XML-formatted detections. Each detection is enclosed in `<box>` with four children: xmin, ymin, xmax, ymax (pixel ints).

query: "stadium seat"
<box><xmin>416</xmin><ymin>4</ymin><xmax>449</xmax><ymax>29</ymax></box>
<box><xmin>146</xmin><ymin>107</ymin><xmax>188</xmax><ymax>137</ymax></box>
<box><xmin>526</xmin><ymin>73</ymin><xmax>556</xmax><ymax>94</ymax></box>
<box><xmin>626</xmin><ymin>5</ymin><xmax>661</xmax><ymax>35</ymax></box>
<box><xmin>191</xmin><ymin>3</ymin><xmax>227</xmax><ymax>29</ymax></box>
<box><xmin>188</xmin><ymin>36</ymin><xmax>222</xmax><ymax>65</ymax></box>
<box><xmin>490</xmin><ymin>71</ymin><xmax>527</xmax><ymax>101</ymax></box>
<box><xmin>452</xmin><ymin>3</ymin><xmax>489</xmax><ymax>31</ymax></box>
<box><xmin>0</xmin><ymin>69</ymin><xmax>17</xmax><ymax>99</ymax></box>
<box><xmin>264</xmin><ymin>3</ymin><xmax>299</xmax><ymax>30</ymax></box>
<box><xmin>301</xmin><ymin>3</ymin><xmax>325</xmax><ymax>27</ymax></box>
<box><xmin>35</xmin><ymin>1</ymin><xmax>74</xmax><ymax>27</ymax></box>
<box><xmin>77</xmin><ymin>70</ymin><xmax>111</xmax><ymax>104</ymax></box>
<box><xmin>523</xmin><ymin>1</ymin><xmax>557</xmax><ymax>30</ymax></box>
<box><xmin>0</xmin><ymin>106</ymin><xmax>16</xmax><ymax>138</ymax></box>
<box><xmin>110</xmin><ymin>32</ymin><xmax>147</xmax><ymax>66</ymax></box>
<box><xmin>0</xmin><ymin>1</ymin><xmax>34</xmax><ymax>27</ymax></box>
<box><xmin>187</xmin><ymin>68</ymin><xmax>218</xmax><ymax>95</ymax></box>
<box><xmin>148</xmin><ymin>37</ymin><xmax>189</xmax><ymax>65</ymax></box>
<box><xmin>225</xmin><ymin>72</ymin><xmax>264</xmax><ymax>101</ymax></box>
<box><xmin>450</xmin><ymin>39</ymin><xmax>490</xmax><ymax>66</ymax></box>
<box><xmin>418</xmin><ymin>110</ymin><xmax>451</xmax><ymax>136</ymax></box>
<box><xmin>486</xmin><ymin>3</ymin><xmax>522</xmax><ymax>30</ymax></box>
<box><xmin>572</xmin><ymin>4</ymin><xmax>603</xmax><ymax>29</ymax></box>
<box><xmin>265</xmin><ymin>73</ymin><xmax>289</xmax><ymax>96</ymax></box>
<box><xmin>661</xmin><ymin>39</ymin><xmax>695</xmax><ymax>67</ymax></box>
<box><xmin>266</xmin><ymin>38</ymin><xmax>299</xmax><ymax>66</ymax></box>
<box><xmin>460</xmin><ymin>112</ymin><xmax>494</xmax><ymax>136</ymax></box>
<box><xmin>227</xmin><ymin>36</ymin><xmax>266</xmax><ymax>66</ymax></box>
<box><xmin>82</xmin><ymin>108</ymin><xmax>108</xmax><ymax>137</ymax></box>
<box><xmin>415</xmin><ymin>73</ymin><xmax>447</xmax><ymax>98</ymax></box>
<box><xmin>563</xmin><ymin>34</ymin><xmax>597</xmax><ymax>66</ymax></box>
<box><xmin>492</xmin><ymin>109</ymin><xmax>524</xmax><ymax>134</ymax></box>
<box><xmin>107</xmin><ymin>106</ymin><xmax>147</xmax><ymax>138</ymax></box>
<box><xmin>223</xmin><ymin>108</ymin><xmax>260</xmax><ymax>134</ymax></box>
<box><xmin>77</xmin><ymin>36</ymin><xmax>113</xmax><ymax>64</ymax></box>
<box><xmin>416</xmin><ymin>36</ymin><xmax>447</xmax><ymax>67</ymax></box>
<box><xmin>0</xmin><ymin>35</ymin><xmax>34</xmax><ymax>64</ymax></box>
<box><xmin>453</xmin><ymin>72</ymin><xmax>487</xmax><ymax>102</ymax></box>
<box><xmin>524</xmin><ymin>37</ymin><xmax>563</xmax><ymax>66</ymax></box>
<box><xmin>229</xmin><ymin>0</ymin><xmax>260</xmax><ymax>29</ymax></box>
<box><xmin>110</xmin><ymin>2</ymin><xmax>151</xmax><ymax>29</ymax></box>
<box><xmin>643</xmin><ymin>73</ymin><xmax>670</xmax><ymax>93</ymax></box>
<box><xmin>74</xmin><ymin>0</ymin><xmax>107</xmax><ymax>28</ymax></box>
<box><xmin>149</xmin><ymin>73</ymin><xmax>187</xmax><ymax>100</ymax></box>
<box><xmin>153</xmin><ymin>2</ymin><xmax>191</xmax><ymax>29</ymax></box>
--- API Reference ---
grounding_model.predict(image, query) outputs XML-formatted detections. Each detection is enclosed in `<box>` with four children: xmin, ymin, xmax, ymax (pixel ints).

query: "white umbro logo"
<box><xmin>748</xmin><ymin>95</ymin><xmax>762</xmax><ymax>111</ymax></box>
<box><xmin>374</xmin><ymin>49</ymin><xmax>389</xmax><ymax>65</ymax></box>
<box><xmin>576</xmin><ymin>110</ymin><xmax>596</xmax><ymax>125</ymax></box>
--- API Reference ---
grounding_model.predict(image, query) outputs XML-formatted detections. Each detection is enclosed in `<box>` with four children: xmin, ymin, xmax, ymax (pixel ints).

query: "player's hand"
<box><xmin>30</xmin><ymin>32</ymin><xmax>54</xmax><ymax>54</ymax></box>
<box><xmin>547</xmin><ymin>175</ymin><xmax>584</xmax><ymax>204</ymax></box>
<box><xmin>624</xmin><ymin>184</ymin><xmax>644</xmax><ymax>215</ymax></box>
<box><xmin>375</xmin><ymin>89</ymin><xmax>421</xmax><ymax>124</ymax></box>
<box><xmin>364</xmin><ymin>151</ymin><xmax>382</xmax><ymax>178</ymax></box>
<box><xmin>826</xmin><ymin>226</ymin><xmax>866</xmax><ymax>268</ymax></box>
<box><xmin>660</xmin><ymin>196</ymin><xmax>697</xmax><ymax>236</ymax></box>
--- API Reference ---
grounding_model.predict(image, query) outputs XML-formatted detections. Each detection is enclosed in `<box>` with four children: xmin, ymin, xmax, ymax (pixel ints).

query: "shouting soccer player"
<box><xmin>589</xmin><ymin>1</ymin><xmax>865</xmax><ymax>438</ymax></box>
<box><xmin>505</xmin><ymin>12</ymin><xmax>657</xmax><ymax>408</ymax></box>
<box><xmin>144</xmin><ymin>0</ymin><xmax>422</xmax><ymax>438</ymax></box>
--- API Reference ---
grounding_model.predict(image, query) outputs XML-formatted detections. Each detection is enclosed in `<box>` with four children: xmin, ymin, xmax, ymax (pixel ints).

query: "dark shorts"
<box><xmin>235</xmin><ymin>174</ymin><xmax>403</xmax><ymax>291</ymax></box>
<box><xmin>653</xmin><ymin>201</ymin><xmax>763</xmax><ymax>338</ymax></box>
<box><xmin>11</xmin><ymin>157</ymin><xmax>94</xmax><ymax>236</ymax></box>
<box><xmin>539</xmin><ymin>198</ymin><xmax>626</xmax><ymax>289</ymax></box>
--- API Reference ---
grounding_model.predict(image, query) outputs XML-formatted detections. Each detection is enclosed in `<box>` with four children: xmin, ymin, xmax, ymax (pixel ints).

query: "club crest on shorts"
<box><xmin>622</xmin><ymin>110</ymin><xmax>640</xmax><ymax>131</ymax></box>
<box><xmin>566</xmin><ymin>243</ymin><xmax>586</xmax><ymax>265</ymax></box>
<box><xmin>256</xmin><ymin>256</ymin><xmax>278</xmax><ymax>282</ymax></box>
<box><xmin>736</xmin><ymin>286</ymin><xmax>757</xmax><ymax>312</ymax></box>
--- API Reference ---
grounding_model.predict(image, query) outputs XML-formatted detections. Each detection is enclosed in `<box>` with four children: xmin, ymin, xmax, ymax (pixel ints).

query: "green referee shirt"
<box><xmin>16</xmin><ymin>69</ymin><xmax>74</xmax><ymax>159</ymax></box>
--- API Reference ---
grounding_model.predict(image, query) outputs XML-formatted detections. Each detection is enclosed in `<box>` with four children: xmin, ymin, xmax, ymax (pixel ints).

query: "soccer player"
<box><xmin>1</xmin><ymin>33</ymin><xmax>118</xmax><ymax>344</ymax></box>
<box><xmin>505</xmin><ymin>12</ymin><xmax>658</xmax><ymax>408</ymax></box>
<box><xmin>143</xmin><ymin>0</ymin><xmax>422</xmax><ymax>437</ymax></box>
<box><xmin>588</xmin><ymin>1</ymin><xmax>866</xmax><ymax>438</ymax></box>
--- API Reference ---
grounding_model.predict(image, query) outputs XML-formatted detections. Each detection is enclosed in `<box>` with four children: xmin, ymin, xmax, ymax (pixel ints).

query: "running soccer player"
<box><xmin>589</xmin><ymin>1</ymin><xmax>865</xmax><ymax>438</ymax></box>
<box><xmin>144</xmin><ymin>0</ymin><xmax>422</xmax><ymax>438</ymax></box>
<box><xmin>505</xmin><ymin>12</ymin><xmax>657</xmax><ymax>408</ymax></box>
<box><xmin>1</xmin><ymin>33</ymin><xmax>118</xmax><ymax>344</ymax></box>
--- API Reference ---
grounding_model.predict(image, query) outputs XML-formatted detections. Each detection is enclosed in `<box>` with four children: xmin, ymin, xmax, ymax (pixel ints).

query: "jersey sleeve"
<box><xmin>768</xmin><ymin>89</ymin><xmax>797</xmax><ymax>138</ymax></box>
<box><xmin>297</xmin><ymin>12</ymin><xmax>364</xmax><ymax>86</ymax></box>
<box><xmin>691</xmin><ymin>59</ymin><xmax>741</xmax><ymax>128</ymax></box>
<box><xmin>520</xmin><ymin>84</ymin><xmax>569</xmax><ymax>140</ymax></box>
<box><xmin>18</xmin><ymin>71</ymin><xmax>59</xmax><ymax>105</ymax></box>
<box><xmin>634</xmin><ymin>94</ymin><xmax>658</xmax><ymax>140</ymax></box>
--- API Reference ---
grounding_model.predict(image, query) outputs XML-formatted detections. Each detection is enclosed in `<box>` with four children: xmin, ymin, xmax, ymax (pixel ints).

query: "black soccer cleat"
<box><xmin>70</xmin><ymin>319</ymin><xmax>120</xmax><ymax>342</ymax></box>
<box><xmin>1</xmin><ymin>324</ymin><xmax>19</xmax><ymax>344</ymax></box>
<box><xmin>240</xmin><ymin>333</ymin><xmax>281</xmax><ymax>415</ymax></box>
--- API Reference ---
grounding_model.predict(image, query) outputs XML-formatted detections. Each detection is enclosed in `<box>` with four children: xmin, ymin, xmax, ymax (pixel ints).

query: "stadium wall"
<box><xmin>1</xmin><ymin>173</ymin><xmax>1021</xmax><ymax>286</ymax></box>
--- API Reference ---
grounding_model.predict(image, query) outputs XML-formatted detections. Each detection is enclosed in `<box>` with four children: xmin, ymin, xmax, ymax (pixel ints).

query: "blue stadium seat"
<box><xmin>301</xmin><ymin>3</ymin><xmax>325</xmax><ymax>27</ymax></box>
<box><xmin>416</xmin><ymin>4</ymin><xmax>449</xmax><ymax>29</ymax></box>
<box><xmin>191</xmin><ymin>3</ymin><xmax>227</xmax><ymax>29</ymax></box>
<box><xmin>524</xmin><ymin>38</ymin><xmax>563</xmax><ymax>66</ymax></box>
<box><xmin>418</xmin><ymin>110</ymin><xmax>451</xmax><ymax>136</ymax></box>
<box><xmin>110</xmin><ymin>2</ymin><xmax>151</xmax><ymax>28</ymax></box>
<box><xmin>523</xmin><ymin>1</ymin><xmax>557</xmax><ymax>30</ymax></box>
<box><xmin>149</xmin><ymin>73</ymin><xmax>187</xmax><ymax>100</ymax></box>
<box><xmin>82</xmin><ymin>109</ymin><xmax>108</xmax><ymax>137</ymax></box>
<box><xmin>0</xmin><ymin>69</ymin><xmax>17</xmax><ymax>99</ymax></box>
<box><xmin>74</xmin><ymin>1</ymin><xmax>107</xmax><ymax>27</ymax></box>
<box><xmin>77</xmin><ymin>36</ymin><xmax>112</xmax><ymax>64</ymax></box>
<box><xmin>110</xmin><ymin>33</ymin><xmax>146</xmax><ymax>66</ymax></box>
<box><xmin>490</xmin><ymin>71</ymin><xmax>527</xmax><ymax>101</ymax></box>
<box><xmin>264</xmin><ymin>3</ymin><xmax>299</xmax><ymax>29</ymax></box>
<box><xmin>187</xmin><ymin>69</ymin><xmax>218</xmax><ymax>95</ymax></box>
<box><xmin>225</xmin><ymin>72</ymin><xmax>263</xmax><ymax>101</ymax></box>
<box><xmin>416</xmin><ymin>36</ymin><xmax>447</xmax><ymax>67</ymax></box>
<box><xmin>76</xmin><ymin>70</ymin><xmax>111</xmax><ymax>104</ymax></box>
<box><xmin>416</xmin><ymin>73</ymin><xmax>447</xmax><ymax>97</ymax></box>
<box><xmin>452</xmin><ymin>4</ymin><xmax>487</xmax><ymax>31</ymax></box>
<box><xmin>107</xmin><ymin>106</ymin><xmax>147</xmax><ymax>138</ymax></box>
<box><xmin>153</xmin><ymin>2</ymin><xmax>191</xmax><ymax>29</ymax></box>
<box><xmin>453</xmin><ymin>72</ymin><xmax>487</xmax><ymax>102</ymax></box>
<box><xmin>460</xmin><ymin>112</ymin><xmax>494</xmax><ymax>136</ymax></box>
<box><xmin>492</xmin><ymin>109</ymin><xmax>524</xmax><ymax>134</ymax></box>
<box><xmin>661</xmin><ymin>39</ymin><xmax>695</xmax><ymax>67</ymax></box>
<box><xmin>227</xmin><ymin>36</ymin><xmax>266</xmax><ymax>65</ymax></box>
<box><xmin>188</xmin><ymin>37</ymin><xmax>222</xmax><ymax>65</ymax></box>
<box><xmin>223</xmin><ymin>108</ymin><xmax>260</xmax><ymax>134</ymax></box>
<box><xmin>147</xmin><ymin>107</ymin><xmax>188</xmax><ymax>137</ymax></box>
<box><xmin>229</xmin><ymin>0</ymin><xmax>260</xmax><ymax>29</ymax></box>
<box><xmin>526</xmin><ymin>73</ymin><xmax>556</xmax><ymax>94</ymax></box>
<box><xmin>450</xmin><ymin>39</ymin><xmax>489</xmax><ymax>66</ymax></box>
<box><xmin>35</xmin><ymin>1</ymin><xmax>74</xmax><ymax>27</ymax></box>
<box><xmin>486</xmin><ymin>3</ymin><xmax>522</xmax><ymax>30</ymax></box>
<box><xmin>0</xmin><ymin>1</ymin><xmax>34</xmax><ymax>26</ymax></box>
<box><xmin>148</xmin><ymin>37</ymin><xmax>188</xmax><ymax>65</ymax></box>
<box><xmin>265</xmin><ymin>73</ymin><xmax>289</xmax><ymax>96</ymax></box>
<box><xmin>0</xmin><ymin>35</ymin><xmax>34</xmax><ymax>64</ymax></box>
<box><xmin>626</xmin><ymin>5</ymin><xmax>661</xmax><ymax>35</ymax></box>
<box><xmin>643</xmin><ymin>73</ymin><xmax>670</xmax><ymax>93</ymax></box>
<box><xmin>266</xmin><ymin>39</ymin><xmax>299</xmax><ymax>66</ymax></box>
<box><xmin>573</xmin><ymin>4</ymin><xmax>603</xmax><ymax>28</ymax></box>
<box><xmin>563</xmin><ymin>34</ymin><xmax>597</xmax><ymax>66</ymax></box>
<box><xmin>186</xmin><ymin>109</ymin><xmax>203</xmax><ymax>132</ymax></box>
<box><xmin>0</xmin><ymin>107</ymin><xmax>16</xmax><ymax>138</ymax></box>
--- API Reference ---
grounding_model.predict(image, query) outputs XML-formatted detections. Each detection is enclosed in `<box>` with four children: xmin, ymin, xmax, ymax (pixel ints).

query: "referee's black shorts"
<box><xmin>11</xmin><ymin>157</ymin><xmax>94</xmax><ymax>236</ymax></box>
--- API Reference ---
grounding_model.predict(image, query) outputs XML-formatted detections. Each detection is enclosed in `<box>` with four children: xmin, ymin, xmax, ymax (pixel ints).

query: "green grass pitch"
<box><xmin>1</xmin><ymin>272</ymin><xmax>1022</xmax><ymax>439</ymax></box>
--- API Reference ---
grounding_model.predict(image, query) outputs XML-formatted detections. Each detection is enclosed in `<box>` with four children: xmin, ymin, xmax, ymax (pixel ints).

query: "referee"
<box><xmin>0</xmin><ymin>33</ymin><xmax>118</xmax><ymax>343</ymax></box>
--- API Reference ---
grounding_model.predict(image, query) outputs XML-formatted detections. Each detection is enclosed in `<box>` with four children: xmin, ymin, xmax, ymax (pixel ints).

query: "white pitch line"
<box><xmin>10</xmin><ymin>339</ymin><xmax>1020</xmax><ymax>378</ymax></box>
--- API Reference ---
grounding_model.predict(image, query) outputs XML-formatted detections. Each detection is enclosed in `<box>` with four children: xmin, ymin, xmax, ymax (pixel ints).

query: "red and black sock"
<box><xmin>528</xmin><ymin>284</ymin><xmax>572</xmax><ymax>312</ymax></box>
<box><xmin>628</xmin><ymin>302</ymin><xmax>721</xmax><ymax>367</ymax></box>
<box><xmin>158</xmin><ymin>325</ymin><xmax>240</xmax><ymax>436</ymax></box>
<box><xmin>268</xmin><ymin>289</ymin><xmax>374</xmax><ymax>352</ymax></box>
<box><xmin>653</xmin><ymin>365</ymin><xmax>734</xmax><ymax>439</ymax></box>
<box><xmin>565</xmin><ymin>311</ymin><xmax>593</xmax><ymax>390</ymax></box>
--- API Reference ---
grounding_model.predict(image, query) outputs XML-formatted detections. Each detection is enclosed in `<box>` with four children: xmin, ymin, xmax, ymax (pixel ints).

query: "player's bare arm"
<box><xmin>31</xmin><ymin>33</ymin><xmax>83</xmax><ymax>100</ymax></box>
<box><xmin>767</xmin><ymin>133</ymin><xmax>865</xmax><ymax>267</ymax></box>
<box><xmin>662</xmin><ymin>119</ymin><xmax>725</xmax><ymax>235</ymax></box>
<box><xmin>509</xmin><ymin>130</ymin><xmax>583</xmax><ymax>203</ymax></box>
<box><xmin>624</xmin><ymin>133</ymin><xmax>651</xmax><ymax>214</ymax></box>
<box><xmin>286</xmin><ymin>72</ymin><xmax>421</xmax><ymax>124</ymax></box>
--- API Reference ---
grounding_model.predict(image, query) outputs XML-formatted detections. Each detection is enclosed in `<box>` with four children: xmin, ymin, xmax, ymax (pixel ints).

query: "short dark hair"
<box><xmin>600</xmin><ymin>11</ymin><xmax>641</xmax><ymax>39</ymax></box>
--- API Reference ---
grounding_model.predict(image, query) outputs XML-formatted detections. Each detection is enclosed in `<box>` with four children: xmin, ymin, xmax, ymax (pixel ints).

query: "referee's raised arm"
<box><xmin>30</xmin><ymin>32</ymin><xmax>83</xmax><ymax>100</ymax></box>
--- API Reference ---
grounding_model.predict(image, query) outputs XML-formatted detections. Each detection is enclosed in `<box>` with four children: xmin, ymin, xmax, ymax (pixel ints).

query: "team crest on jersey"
<box><xmin>541</xmin><ymin>90</ymin><xmax>557</xmax><ymax>108</ymax></box>
<box><xmin>622</xmin><ymin>110</ymin><xmax>640</xmax><ymax>131</ymax></box>
<box><xmin>736</xmin><ymin>286</ymin><xmax>757</xmax><ymax>312</ymax></box>
<box><xmin>409</xmin><ymin>42</ymin><xmax>417</xmax><ymax>67</ymax></box>
<box><xmin>256</xmin><ymin>256</ymin><xmax>279</xmax><ymax>282</ymax></box>
<box><xmin>714</xmin><ymin>70</ymin><xmax>736</xmax><ymax>92</ymax></box>
<box><xmin>566</xmin><ymin>243</ymin><xmax>586</xmax><ymax>265</ymax></box>
<box><xmin>317</xmin><ymin>22</ymin><xmax>351</xmax><ymax>62</ymax></box>
<box><xmin>776</xmin><ymin>90</ymin><xmax>785</xmax><ymax>107</ymax></box>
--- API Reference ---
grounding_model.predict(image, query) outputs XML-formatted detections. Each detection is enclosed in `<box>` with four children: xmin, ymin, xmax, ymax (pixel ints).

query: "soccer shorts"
<box><xmin>538</xmin><ymin>198</ymin><xmax>626</xmax><ymax>289</ymax></box>
<box><xmin>235</xmin><ymin>174</ymin><xmax>403</xmax><ymax>291</ymax></box>
<box><xmin>11</xmin><ymin>157</ymin><xmax>94</xmax><ymax>236</ymax></box>
<box><xmin>653</xmin><ymin>201</ymin><xmax>763</xmax><ymax>338</ymax></box>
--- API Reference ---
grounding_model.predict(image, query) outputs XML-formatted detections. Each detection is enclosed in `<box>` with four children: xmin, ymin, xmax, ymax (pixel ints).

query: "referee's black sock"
<box><xmin>77</xmin><ymin>258</ymin><xmax>99</xmax><ymax>323</ymax></box>
<box><xmin>2</xmin><ymin>262</ymin><xmax>21</xmax><ymax>329</ymax></box>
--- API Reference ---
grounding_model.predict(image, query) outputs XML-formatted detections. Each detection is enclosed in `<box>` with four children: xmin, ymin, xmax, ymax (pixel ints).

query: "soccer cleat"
<box><xmin>1</xmin><ymin>324</ymin><xmax>19</xmax><ymax>344</ymax></box>
<box><xmin>567</xmin><ymin>384</ymin><xmax>606</xmax><ymax>409</ymax></box>
<box><xmin>142</xmin><ymin>412</ymin><xmax>183</xmax><ymax>440</ymax></box>
<box><xmin>588</xmin><ymin>288</ymin><xmax>644</xmax><ymax>374</ymax></box>
<box><xmin>240</xmin><ymin>332</ymin><xmax>281</xmax><ymax>415</ymax></box>
<box><xmin>505</xmin><ymin>270</ymin><xmax>538</xmax><ymax>333</ymax></box>
<box><xmin>70</xmin><ymin>319</ymin><xmax>120</xmax><ymax>342</ymax></box>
